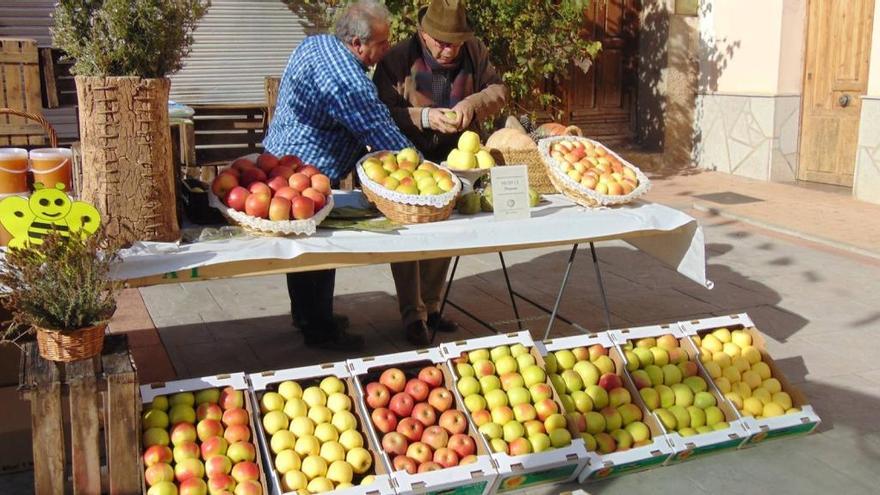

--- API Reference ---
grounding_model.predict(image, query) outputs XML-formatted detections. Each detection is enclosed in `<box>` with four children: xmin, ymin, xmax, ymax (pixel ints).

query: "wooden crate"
<box><xmin>19</xmin><ymin>334</ymin><xmax>140</xmax><ymax>495</ymax></box>
<box><xmin>191</xmin><ymin>104</ymin><xmax>266</xmax><ymax>165</ymax></box>
<box><xmin>0</xmin><ymin>38</ymin><xmax>45</xmax><ymax>146</ymax></box>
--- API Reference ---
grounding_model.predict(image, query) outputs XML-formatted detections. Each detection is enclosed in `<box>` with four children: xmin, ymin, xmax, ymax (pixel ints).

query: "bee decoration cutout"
<box><xmin>0</xmin><ymin>182</ymin><xmax>101</xmax><ymax>249</ymax></box>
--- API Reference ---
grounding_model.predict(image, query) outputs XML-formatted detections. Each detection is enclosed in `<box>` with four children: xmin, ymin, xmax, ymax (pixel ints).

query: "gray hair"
<box><xmin>334</xmin><ymin>0</ymin><xmax>391</xmax><ymax>44</ymax></box>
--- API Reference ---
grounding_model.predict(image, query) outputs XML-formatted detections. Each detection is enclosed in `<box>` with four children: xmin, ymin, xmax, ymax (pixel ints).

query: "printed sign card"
<box><xmin>490</xmin><ymin>165</ymin><xmax>530</xmax><ymax>221</ymax></box>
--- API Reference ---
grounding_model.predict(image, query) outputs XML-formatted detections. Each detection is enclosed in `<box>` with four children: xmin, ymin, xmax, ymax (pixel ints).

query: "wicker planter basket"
<box><xmin>35</xmin><ymin>323</ymin><xmax>107</xmax><ymax>362</ymax></box>
<box><xmin>488</xmin><ymin>147</ymin><xmax>556</xmax><ymax>194</ymax></box>
<box><xmin>356</xmin><ymin>152</ymin><xmax>461</xmax><ymax>224</ymax></box>
<box><xmin>538</xmin><ymin>136</ymin><xmax>651</xmax><ymax>208</ymax></box>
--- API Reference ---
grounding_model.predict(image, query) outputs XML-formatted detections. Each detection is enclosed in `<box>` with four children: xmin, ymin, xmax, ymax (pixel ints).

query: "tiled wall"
<box><xmin>693</xmin><ymin>93</ymin><xmax>800</xmax><ymax>182</ymax></box>
<box><xmin>855</xmin><ymin>97</ymin><xmax>880</xmax><ymax>204</ymax></box>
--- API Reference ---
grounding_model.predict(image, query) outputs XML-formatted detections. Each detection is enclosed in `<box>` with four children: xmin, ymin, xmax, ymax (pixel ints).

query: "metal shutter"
<box><xmin>0</xmin><ymin>0</ymin><xmax>56</xmax><ymax>47</ymax></box>
<box><xmin>169</xmin><ymin>0</ymin><xmax>313</xmax><ymax>105</ymax></box>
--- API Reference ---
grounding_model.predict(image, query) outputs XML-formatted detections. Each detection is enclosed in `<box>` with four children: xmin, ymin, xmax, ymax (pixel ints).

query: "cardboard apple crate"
<box><xmin>537</xmin><ymin>332</ymin><xmax>673</xmax><ymax>481</ymax></box>
<box><xmin>610</xmin><ymin>323</ymin><xmax>751</xmax><ymax>463</ymax></box>
<box><xmin>678</xmin><ymin>313</ymin><xmax>821</xmax><ymax>447</ymax></box>
<box><xmin>440</xmin><ymin>331</ymin><xmax>589</xmax><ymax>493</ymax></box>
<box><xmin>348</xmin><ymin>347</ymin><xmax>498</xmax><ymax>495</ymax></box>
<box><xmin>140</xmin><ymin>373</ymin><xmax>270</xmax><ymax>495</ymax></box>
<box><xmin>248</xmin><ymin>361</ymin><xmax>393</xmax><ymax>495</ymax></box>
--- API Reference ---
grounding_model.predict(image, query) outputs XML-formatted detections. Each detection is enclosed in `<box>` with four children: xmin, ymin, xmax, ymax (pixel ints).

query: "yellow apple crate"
<box><xmin>678</xmin><ymin>313</ymin><xmax>821</xmax><ymax>447</ymax></box>
<box><xmin>537</xmin><ymin>332</ymin><xmax>673</xmax><ymax>482</ymax></box>
<box><xmin>356</xmin><ymin>150</ymin><xmax>462</xmax><ymax>224</ymax></box>
<box><xmin>440</xmin><ymin>331</ymin><xmax>590</xmax><ymax>494</ymax></box>
<box><xmin>139</xmin><ymin>373</ymin><xmax>270</xmax><ymax>495</ymax></box>
<box><xmin>248</xmin><ymin>362</ymin><xmax>393</xmax><ymax>495</ymax></box>
<box><xmin>537</xmin><ymin>136</ymin><xmax>651</xmax><ymax>208</ymax></box>
<box><xmin>610</xmin><ymin>323</ymin><xmax>752</xmax><ymax>464</ymax></box>
<box><xmin>347</xmin><ymin>347</ymin><xmax>498</xmax><ymax>495</ymax></box>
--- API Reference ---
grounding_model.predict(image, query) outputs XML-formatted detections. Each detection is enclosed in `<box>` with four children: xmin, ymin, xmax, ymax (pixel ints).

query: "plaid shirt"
<box><xmin>263</xmin><ymin>35</ymin><xmax>412</xmax><ymax>181</ymax></box>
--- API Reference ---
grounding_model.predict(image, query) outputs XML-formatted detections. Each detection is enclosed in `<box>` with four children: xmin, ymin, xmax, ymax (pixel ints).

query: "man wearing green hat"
<box><xmin>373</xmin><ymin>0</ymin><xmax>508</xmax><ymax>345</ymax></box>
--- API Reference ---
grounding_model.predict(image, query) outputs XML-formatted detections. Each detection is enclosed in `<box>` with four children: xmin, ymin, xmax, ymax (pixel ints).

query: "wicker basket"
<box><xmin>208</xmin><ymin>189</ymin><xmax>334</xmax><ymax>237</ymax></box>
<box><xmin>489</xmin><ymin>147</ymin><xmax>556</xmax><ymax>194</ymax></box>
<box><xmin>538</xmin><ymin>136</ymin><xmax>651</xmax><ymax>208</ymax></box>
<box><xmin>35</xmin><ymin>323</ymin><xmax>106</xmax><ymax>362</ymax></box>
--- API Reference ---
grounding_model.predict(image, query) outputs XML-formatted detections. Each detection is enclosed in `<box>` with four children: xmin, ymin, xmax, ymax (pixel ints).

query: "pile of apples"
<box><xmin>452</xmin><ymin>344</ymin><xmax>573</xmax><ymax>457</ymax></box>
<box><xmin>446</xmin><ymin>131</ymin><xmax>495</xmax><ymax>171</ymax></box>
<box><xmin>141</xmin><ymin>387</ymin><xmax>262</xmax><ymax>495</ymax></box>
<box><xmin>211</xmin><ymin>152</ymin><xmax>330</xmax><ymax>221</ymax></box>
<box><xmin>257</xmin><ymin>377</ymin><xmax>375</xmax><ymax>493</ymax></box>
<box><xmin>548</xmin><ymin>140</ymin><xmax>639</xmax><ymax>196</ymax></box>
<box><xmin>544</xmin><ymin>346</ymin><xmax>653</xmax><ymax>454</ymax></box>
<box><xmin>362</xmin><ymin>148</ymin><xmax>457</xmax><ymax>196</ymax></box>
<box><xmin>620</xmin><ymin>335</ymin><xmax>730</xmax><ymax>437</ymax></box>
<box><xmin>693</xmin><ymin>327</ymin><xmax>800</xmax><ymax>419</ymax></box>
<box><xmin>364</xmin><ymin>365</ymin><xmax>479</xmax><ymax>474</ymax></box>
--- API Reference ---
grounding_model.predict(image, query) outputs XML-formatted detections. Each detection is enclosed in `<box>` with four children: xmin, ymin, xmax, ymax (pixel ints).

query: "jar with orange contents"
<box><xmin>29</xmin><ymin>148</ymin><xmax>73</xmax><ymax>192</ymax></box>
<box><xmin>0</xmin><ymin>148</ymin><xmax>29</xmax><ymax>194</ymax></box>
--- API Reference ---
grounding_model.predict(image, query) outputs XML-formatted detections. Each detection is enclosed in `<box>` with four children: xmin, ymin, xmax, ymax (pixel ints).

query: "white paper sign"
<box><xmin>490</xmin><ymin>165</ymin><xmax>530</xmax><ymax>221</ymax></box>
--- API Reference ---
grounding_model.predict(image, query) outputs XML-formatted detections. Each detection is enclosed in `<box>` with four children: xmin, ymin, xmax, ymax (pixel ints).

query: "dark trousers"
<box><xmin>287</xmin><ymin>269</ymin><xmax>336</xmax><ymax>339</ymax></box>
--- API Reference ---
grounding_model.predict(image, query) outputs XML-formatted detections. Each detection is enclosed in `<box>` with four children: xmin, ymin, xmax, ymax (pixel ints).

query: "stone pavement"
<box><xmin>4</xmin><ymin>166</ymin><xmax>880</xmax><ymax>494</ymax></box>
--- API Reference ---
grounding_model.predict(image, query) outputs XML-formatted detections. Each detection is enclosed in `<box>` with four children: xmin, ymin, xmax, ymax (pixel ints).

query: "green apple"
<box><xmin>544</xmin><ymin>353</ymin><xmax>558</xmax><ymax>374</ymax></box>
<box><xmin>544</xmin><ymin>413</ymin><xmax>567</xmax><ymax>432</ymax></box>
<box><xmin>593</xmin><ymin>356</ymin><xmax>615</xmax><ymax>375</ymax></box>
<box><xmin>143</xmin><ymin>428</ymin><xmax>169</xmax><ymax>447</ymax></box>
<box><xmin>168</xmin><ymin>405</ymin><xmax>196</xmax><ymax>424</ymax></box>
<box><xmin>644</xmin><ymin>365</ymin><xmax>663</xmax><ymax>387</ymax></box>
<box><xmin>521</xmin><ymin>365</ymin><xmax>545</xmax><ymax>387</ymax></box>
<box><xmin>397</xmin><ymin>147</ymin><xmax>420</xmax><ymax>165</ymax></box>
<box><xmin>711</xmin><ymin>421</ymin><xmax>730</xmax><ymax>431</ymax></box>
<box><xmin>170</xmin><ymin>392</ymin><xmax>195</xmax><ymax>407</ymax></box>
<box><xmin>678</xmin><ymin>427</ymin><xmax>698</xmax><ymax>437</ymax></box>
<box><xmin>668</xmin><ymin>405</ymin><xmax>690</xmax><ymax>430</ymax></box>
<box><xmin>516</xmin><ymin>353</ymin><xmax>536</xmax><ymax>371</ymax></box>
<box><xmin>480</xmin><ymin>375</ymin><xmax>501</xmax><ymax>393</ymax></box>
<box><xmin>469</xmin><ymin>349</ymin><xmax>490</xmax><ymax>363</ymax></box>
<box><xmin>584</xmin><ymin>411</ymin><xmax>606</xmax><ymax>434</ymax></box>
<box><xmin>632</xmin><ymin>348</ymin><xmax>653</xmax><ymax>367</ymax></box>
<box><xmin>194</xmin><ymin>388</ymin><xmax>220</xmax><ymax>405</ymax></box>
<box><xmin>649</xmin><ymin>347</ymin><xmax>669</xmax><ymax>366</ymax></box>
<box><xmin>457</xmin><ymin>376</ymin><xmax>481</xmax><ymax>397</ymax></box>
<box><xmin>572</xmin><ymin>361</ymin><xmax>600</xmax><ymax>387</ymax></box>
<box><xmin>655</xmin><ymin>408</ymin><xmax>677</xmax><ymax>431</ymax></box>
<box><xmin>580</xmin><ymin>432</ymin><xmax>597</xmax><ymax>451</ymax></box>
<box><xmin>490</xmin><ymin>345</ymin><xmax>511</xmax><ymax>361</ymax></box>
<box><xmin>696</xmin><ymin>425</ymin><xmax>713</xmax><ymax>434</ymax></box>
<box><xmin>661</xmin><ymin>364</ymin><xmax>682</xmax><ymax>386</ymax></box>
<box><xmin>560</xmin><ymin>394</ymin><xmax>575</xmax><ymax>413</ymax></box>
<box><xmin>686</xmin><ymin>406</ymin><xmax>706</xmax><ymax>428</ymax></box>
<box><xmin>549</xmin><ymin>374</ymin><xmax>566</xmax><ymax>395</ymax></box>
<box><xmin>601</xmin><ymin>407</ymin><xmax>622</xmax><ymax>431</ymax></box>
<box><xmin>561</xmin><ymin>370</ymin><xmax>584</xmax><ymax>393</ymax></box>
<box><xmin>149</xmin><ymin>396</ymin><xmax>169</xmax><ymax>411</ymax></box>
<box><xmin>339</xmin><ymin>430</ymin><xmax>364</xmax><ymax>450</ymax></box>
<box><xmin>610</xmin><ymin>428</ymin><xmax>633</xmax><ymax>450</ymax></box>
<box><xmin>464</xmin><ymin>394</ymin><xmax>487</xmax><ymax>413</ymax></box>
<box><xmin>671</xmin><ymin>384</ymin><xmax>694</xmax><ymax>407</ymax></box>
<box><xmin>570</xmin><ymin>390</ymin><xmax>594</xmax><ymax>413</ymax></box>
<box><xmin>456</xmin><ymin>363</ymin><xmax>475</xmax><ymax>377</ymax></box>
<box><xmin>479</xmin><ymin>422</ymin><xmax>503</xmax><ymax>440</ymax></box>
<box><xmin>549</xmin><ymin>428</ymin><xmax>572</xmax><ymax>448</ymax></box>
<box><xmin>507</xmin><ymin>387</ymin><xmax>531</xmax><ymax>407</ymax></box>
<box><xmin>585</xmin><ymin>385</ymin><xmax>609</xmax><ymax>409</ymax></box>
<box><xmin>142</xmin><ymin>409</ymin><xmax>169</xmax><ymax>430</ymax></box>
<box><xmin>529</xmin><ymin>433</ymin><xmax>552</xmax><ymax>452</ymax></box>
<box><xmin>618</xmin><ymin>403</ymin><xmax>642</xmax><ymax>426</ymax></box>
<box><xmin>693</xmin><ymin>391</ymin><xmax>716</xmax><ymax>409</ymax></box>
<box><xmin>624</xmin><ymin>421</ymin><xmax>650</xmax><ymax>443</ymax></box>
<box><xmin>624</xmin><ymin>350</ymin><xmax>640</xmax><ymax>371</ymax></box>
<box><xmin>639</xmin><ymin>388</ymin><xmax>660</xmax><ymax>410</ymax></box>
<box><xmin>502</xmin><ymin>420</ymin><xmax>525</xmax><ymax>442</ymax></box>
<box><xmin>554</xmin><ymin>350</ymin><xmax>576</xmax><ymax>370</ymax></box>
<box><xmin>656</xmin><ymin>384</ymin><xmax>675</xmax><ymax>408</ymax></box>
<box><xmin>485</xmin><ymin>389</ymin><xmax>509</xmax><ymax>410</ymax></box>
<box><xmin>495</xmin><ymin>356</ymin><xmax>518</xmax><ymax>375</ymax></box>
<box><xmin>683</xmin><ymin>376</ymin><xmax>708</xmax><ymax>393</ymax></box>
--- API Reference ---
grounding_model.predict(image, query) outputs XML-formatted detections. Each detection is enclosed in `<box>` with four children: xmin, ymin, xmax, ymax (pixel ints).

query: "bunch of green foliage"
<box><xmin>0</xmin><ymin>231</ymin><xmax>121</xmax><ymax>341</ymax></box>
<box><xmin>52</xmin><ymin>0</ymin><xmax>210</xmax><ymax>78</ymax></box>
<box><xmin>290</xmin><ymin>0</ymin><xmax>600</xmax><ymax>119</ymax></box>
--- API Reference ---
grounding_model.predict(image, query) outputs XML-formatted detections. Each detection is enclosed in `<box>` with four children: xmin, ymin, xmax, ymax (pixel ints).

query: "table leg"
<box><xmin>497</xmin><ymin>253</ymin><xmax>524</xmax><ymax>331</ymax></box>
<box><xmin>433</xmin><ymin>256</ymin><xmax>461</xmax><ymax>343</ymax></box>
<box><xmin>590</xmin><ymin>242</ymin><xmax>613</xmax><ymax>330</ymax></box>
<box><xmin>543</xmin><ymin>244</ymin><xmax>580</xmax><ymax>340</ymax></box>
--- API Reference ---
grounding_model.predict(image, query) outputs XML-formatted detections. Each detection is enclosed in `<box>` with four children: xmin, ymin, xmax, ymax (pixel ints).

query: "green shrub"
<box><xmin>52</xmin><ymin>0</ymin><xmax>210</xmax><ymax>78</ymax></box>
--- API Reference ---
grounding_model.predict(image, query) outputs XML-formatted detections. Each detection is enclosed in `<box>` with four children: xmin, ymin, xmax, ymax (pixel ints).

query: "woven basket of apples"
<box><xmin>356</xmin><ymin>148</ymin><xmax>462</xmax><ymax>224</ymax></box>
<box><xmin>538</xmin><ymin>137</ymin><xmax>650</xmax><ymax>208</ymax></box>
<box><xmin>209</xmin><ymin>152</ymin><xmax>334</xmax><ymax>236</ymax></box>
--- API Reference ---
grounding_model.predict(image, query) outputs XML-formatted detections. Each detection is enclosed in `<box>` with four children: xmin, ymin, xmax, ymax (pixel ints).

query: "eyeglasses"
<box><xmin>424</xmin><ymin>32</ymin><xmax>462</xmax><ymax>50</ymax></box>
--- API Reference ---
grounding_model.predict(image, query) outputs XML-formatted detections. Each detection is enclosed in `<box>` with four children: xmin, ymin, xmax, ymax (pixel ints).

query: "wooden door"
<box><xmin>560</xmin><ymin>0</ymin><xmax>640</xmax><ymax>146</ymax></box>
<box><xmin>799</xmin><ymin>0</ymin><xmax>875</xmax><ymax>186</ymax></box>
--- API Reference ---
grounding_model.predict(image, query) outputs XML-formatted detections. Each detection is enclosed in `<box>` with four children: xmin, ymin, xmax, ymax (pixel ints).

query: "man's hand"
<box><xmin>427</xmin><ymin>108</ymin><xmax>458</xmax><ymax>133</ymax></box>
<box><xmin>450</xmin><ymin>100</ymin><xmax>476</xmax><ymax>131</ymax></box>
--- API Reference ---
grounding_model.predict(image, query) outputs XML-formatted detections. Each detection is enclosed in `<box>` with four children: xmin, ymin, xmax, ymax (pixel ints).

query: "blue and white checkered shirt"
<box><xmin>263</xmin><ymin>35</ymin><xmax>413</xmax><ymax>181</ymax></box>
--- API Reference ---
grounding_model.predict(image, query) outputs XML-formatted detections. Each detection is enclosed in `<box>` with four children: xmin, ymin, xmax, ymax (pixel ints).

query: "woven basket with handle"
<box><xmin>490</xmin><ymin>147</ymin><xmax>556</xmax><ymax>194</ymax></box>
<box><xmin>361</xmin><ymin>184</ymin><xmax>456</xmax><ymax>224</ymax></box>
<box><xmin>0</xmin><ymin>107</ymin><xmax>58</xmax><ymax>147</ymax></box>
<box><xmin>35</xmin><ymin>323</ymin><xmax>107</xmax><ymax>362</ymax></box>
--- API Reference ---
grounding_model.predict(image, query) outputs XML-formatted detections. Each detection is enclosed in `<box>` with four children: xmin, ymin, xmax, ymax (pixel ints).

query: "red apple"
<box><xmin>288</xmin><ymin>173</ymin><xmax>311</xmax><ymax>192</ymax></box>
<box><xmin>406</xmin><ymin>442</ymin><xmax>433</xmax><ymax>464</ymax></box>
<box><xmin>170</xmin><ymin>423</ymin><xmax>197</xmax><ymax>446</ymax></box>
<box><xmin>174</xmin><ymin>458</ymin><xmax>204</xmax><ymax>483</ymax></box>
<box><xmin>219</xmin><ymin>167</ymin><xmax>240</xmax><ymax>179</ymax></box>
<box><xmin>420</xmin><ymin>425</ymin><xmax>449</xmax><ymax>451</ymax></box>
<box><xmin>222</xmin><ymin>407</ymin><xmax>248</xmax><ymax>427</ymax></box>
<box><xmin>273</xmin><ymin>186</ymin><xmax>300</xmax><ymax>202</ymax></box>
<box><xmin>471</xmin><ymin>409</ymin><xmax>492</xmax><ymax>427</ymax></box>
<box><xmin>231</xmin><ymin>158</ymin><xmax>256</xmax><ymax>172</ymax></box>
<box><xmin>279</xmin><ymin>155</ymin><xmax>303</xmax><ymax>170</ymax></box>
<box><xmin>234</xmin><ymin>480</ymin><xmax>262</xmax><ymax>495</ymax></box>
<box><xmin>145</xmin><ymin>463</ymin><xmax>174</xmax><ymax>486</ymax></box>
<box><xmin>143</xmin><ymin>445</ymin><xmax>173</xmax><ymax>467</ymax></box>
<box><xmin>207</xmin><ymin>474</ymin><xmax>236</xmax><ymax>494</ymax></box>
<box><xmin>227</xmin><ymin>441</ymin><xmax>256</xmax><ymax>463</ymax></box>
<box><xmin>172</xmin><ymin>442</ymin><xmax>200</xmax><ymax>463</ymax></box>
<box><xmin>427</xmin><ymin>387</ymin><xmax>454</xmax><ymax>412</ymax></box>
<box><xmin>179</xmin><ymin>478</ymin><xmax>207</xmax><ymax>495</ymax></box>
<box><xmin>299</xmin><ymin>165</ymin><xmax>321</xmax><ymax>177</ymax></box>
<box><xmin>257</xmin><ymin>152</ymin><xmax>279</xmax><ymax>173</ymax></box>
<box><xmin>433</xmin><ymin>447</ymin><xmax>459</xmax><ymax>468</ymax></box>
<box><xmin>240</xmin><ymin>167</ymin><xmax>267</xmax><ymax>187</ymax></box>
<box><xmin>380</xmin><ymin>368</ymin><xmax>406</xmax><ymax>393</ymax></box>
<box><xmin>460</xmin><ymin>455</ymin><xmax>478</xmax><ymax>465</ymax></box>
<box><xmin>438</xmin><ymin>410</ymin><xmax>467</xmax><ymax>435</ymax></box>
<box><xmin>418</xmin><ymin>366</ymin><xmax>444</xmax><ymax>388</ymax></box>
<box><xmin>371</xmin><ymin>407</ymin><xmax>398</xmax><ymax>434</ymax></box>
<box><xmin>268</xmin><ymin>196</ymin><xmax>291</xmax><ymax>221</ymax></box>
<box><xmin>598</xmin><ymin>372</ymin><xmax>622</xmax><ymax>391</ymax></box>
<box><xmin>418</xmin><ymin>462</ymin><xmax>442</xmax><ymax>473</ymax></box>
<box><xmin>508</xmin><ymin>437</ymin><xmax>532</xmax><ymax>456</ymax></box>
<box><xmin>301</xmin><ymin>187</ymin><xmax>326</xmax><ymax>211</ymax></box>
<box><xmin>211</xmin><ymin>173</ymin><xmax>238</xmax><ymax>199</ymax></box>
<box><xmin>267</xmin><ymin>175</ymin><xmax>289</xmax><ymax>192</ymax></box>
<box><xmin>247</xmin><ymin>181</ymin><xmax>272</xmax><ymax>196</ymax></box>
<box><xmin>397</xmin><ymin>417</ymin><xmax>425</xmax><ymax>442</ymax></box>
<box><xmin>200</xmin><ymin>436</ymin><xmax>227</xmax><ymax>460</ymax></box>
<box><xmin>365</xmin><ymin>382</ymin><xmax>391</xmax><ymax>409</ymax></box>
<box><xmin>389</xmin><ymin>392</ymin><xmax>415</xmax><ymax>418</ymax></box>
<box><xmin>392</xmin><ymin>455</ymin><xmax>417</xmax><ymax>474</ymax></box>
<box><xmin>219</xmin><ymin>387</ymin><xmax>243</xmax><ymax>410</ymax></box>
<box><xmin>204</xmin><ymin>454</ymin><xmax>232</xmax><ymax>477</ymax></box>
<box><xmin>196</xmin><ymin>419</ymin><xmax>223</xmax><ymax>442</ymax></box>
<box><xmin>290</xmin><ymin>196</ymin><xmax>315</xmax><ymax>220</ymax></box>
<box><xmin>382</xmin><ymin>432</ymin><xmax>408</xmax><ymax>456</ymax></box>
<box><xmin>447</xmin><ymin>434</ymin><xmax>476</xmax><ymax>458</ymax></box>
<box><xmin>245</xmin><ymin>193</ymin><xmax>270</xmax><ymax>218</ymax></box>
<box><xmin>223</xmin><ymin>424</ymin><xmax>250</xmax><ymax>444</ymax></box>
<box><xmin>269</xmin><ymin>165</ymin><xmax>295</xmax><ymax>180</ymax></box>
<box><xmin>310</xmin><ymin>174</ymin><xmax>332</xmax><ymax>195</ymax></box>
<box><xmin>405</xmin><ymin>379</ymin><xmax>430</xmax><ymax>402</ymax></box>
<box><xmin>230</xmin><ymin>461</ymin><xmax>260</xmax><ymax>482</ymax></box>
<box><xmin>196</xmin><ymin>403</ymin><xmax>223</xmax><ymax>422</ymax></box>
<box><xmin>411</xmin><ymin>402</ymin><xmax>437</xmax><ymax>427</ymax></box>
<box><xmin>589</xmin><ymin>344</ymin><xmax>608</xmax><ymax>361</ymax></box>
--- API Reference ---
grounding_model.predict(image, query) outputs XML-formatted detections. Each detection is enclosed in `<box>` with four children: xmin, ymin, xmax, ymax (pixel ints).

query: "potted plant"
<box><xmin>0</xmin><ymin>231</ymin><xmax>120</xmax><ymax>362</ymax></box>
<box><xmin>52</xmin><ymin>0</ymin><xmax>210</xmax><ymax>245</ymax></box>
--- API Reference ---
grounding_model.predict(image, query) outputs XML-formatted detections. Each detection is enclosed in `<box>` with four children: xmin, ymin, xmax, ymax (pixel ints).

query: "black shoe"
<box><xmin>405</xmin><ymin>320</ymin><xmax>431</xmax><ymax>346</ymax></box>
<box><xmin>427</xmin><ymin>312</ymin><xmax>458</xmax><ymax>333</ymax></box>
<box><xmin>293</xmin><ymin>313</ymin><xmax>350</xmax><ymax>332</ymax></box>
<box><xmin>304</xmin><ymin>328</ymin><xmax>364</xmax><ymax>351</ymax></box>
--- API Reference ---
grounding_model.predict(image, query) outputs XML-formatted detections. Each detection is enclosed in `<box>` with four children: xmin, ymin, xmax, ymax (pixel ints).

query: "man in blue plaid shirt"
<box><xmin>264</xmin><ymin>0</ymin><xmax>412</xmax><ymax>351</ymax></box>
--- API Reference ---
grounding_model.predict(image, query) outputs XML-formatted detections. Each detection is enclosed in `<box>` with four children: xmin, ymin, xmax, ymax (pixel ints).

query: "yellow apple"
<box><xmin>278</xmin><ymin>381</ymin><xmax>303</xmax><ymax>400</ymax></box>
<box><xmin>458</xmin><ymin>131</ymin><xmax>481</xmax><ymax>154</ymax></box>
<box><xmin>281</xmin><ymin>470</ymin><xmax>308</xmax><ymax>492</ymax></box>
<box><xmin>275</xmin><ymin>449</ymin><xmax>302</xmax><ymax>474</ymax></box>
<box><xmin>270</xmin><ymin>430</ymin><xmax>297</xmax><ymax>454</ymax></box>
<box><xmin>397</xmin><ymin>147</ymin><xmax>420</xmax><ymax>165</ymax></box>
<box><xmin>448</xmin><ymin>149</ymin><xmax>477</xmax><ymax>170</ymax></box>
<box><xmin>327</xmin><ymin>460</ymin><xmax>354</xmax><ymax>484</ymax></box>
<box><xmin>476</xmin><ymin>149</ymin><xmax>495</xmax><ymax>169</ymax></box>
<box><xmin>301</xmin><ymin>455</ymin><xmax>328</xmax><ymax>480</ymax></box>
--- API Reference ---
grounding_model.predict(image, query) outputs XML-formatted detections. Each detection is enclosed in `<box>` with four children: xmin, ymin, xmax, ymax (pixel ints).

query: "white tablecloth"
<box><xmin>116</xmin><ymin>194</ymin><xmax>711</xmax><ymax>288</ymax></box>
